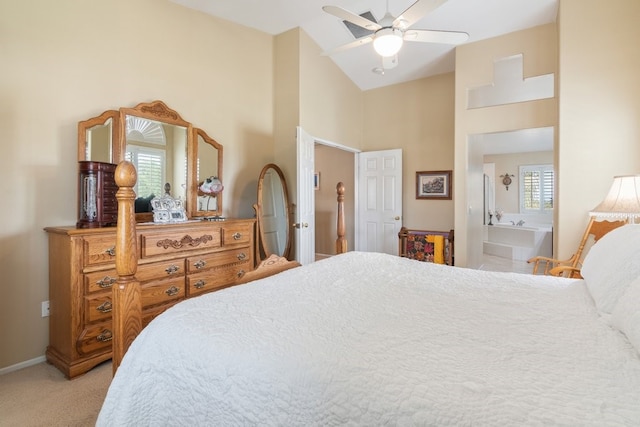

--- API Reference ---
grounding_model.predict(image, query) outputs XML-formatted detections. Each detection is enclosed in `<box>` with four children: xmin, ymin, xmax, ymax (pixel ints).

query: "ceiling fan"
<box><xmin>322</xmin><ymin>0</ymin><xmax>469</xmax><ymax>71</ymax></box>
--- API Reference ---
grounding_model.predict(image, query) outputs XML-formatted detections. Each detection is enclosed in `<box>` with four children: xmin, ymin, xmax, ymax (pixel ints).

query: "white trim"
<box><xmin>314</xmin><ymin>136</ymin><xmax>361</xmax><ymax>153</ymax></box>
<box><xmin>0</xmin><ymin>355</ymin><xmax>46</xmax><ymax>376</ymax></box>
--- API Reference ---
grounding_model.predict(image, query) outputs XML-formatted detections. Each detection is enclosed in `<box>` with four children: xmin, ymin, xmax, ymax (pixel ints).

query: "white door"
<box><xmin>295</xmin><ymin>127</ymin><xmax>315</xmax><ymax>265</ymax></box>
<box><xmin>357</xmin><ymin>149</ymin><xmax>403</xmax><ymax>254</ymax></box>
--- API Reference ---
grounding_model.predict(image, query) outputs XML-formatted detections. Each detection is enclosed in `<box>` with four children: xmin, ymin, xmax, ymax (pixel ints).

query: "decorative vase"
<box><xmin>488</xmin><ymin>214</ymin><xmax>493</xmax><ymax>226</ymax></box>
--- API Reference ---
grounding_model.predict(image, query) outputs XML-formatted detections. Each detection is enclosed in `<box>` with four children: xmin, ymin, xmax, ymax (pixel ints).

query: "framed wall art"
<box><xmin>416</xmin><ymin>170</ymin><xmax>452</xmax><ymax>200</ymax></box>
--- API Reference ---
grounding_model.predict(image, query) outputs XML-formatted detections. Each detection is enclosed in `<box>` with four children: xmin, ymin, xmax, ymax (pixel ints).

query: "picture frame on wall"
<box><xmin>416</xmin><ymin>170</ymin><xmax>452</xmax><ymax>200</ymax></box>
<box><xmin>314</xmin><ymin>172</ymin><xmax>320</xmax><ymax>190</ymax></box>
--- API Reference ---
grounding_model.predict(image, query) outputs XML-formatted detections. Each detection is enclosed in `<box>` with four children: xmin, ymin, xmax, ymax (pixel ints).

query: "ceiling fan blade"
<box><xmin>404</xmin><ymin>29</ymin><xmax>469</xmax><ymax>44</ymax></box>
<box><xmin>393</xmin><ymin>0</ymin><xmax>449</xmax><ymax>29</ymax></box>
<box><xmin>323</xmin><ymin>6</ymin><xmax>381</xmax><ymax>31</ymax></box>
<box><xmin>322</xmin><ymin>36</ymin><xmax>374</xmax><ymax>56</ymax></box>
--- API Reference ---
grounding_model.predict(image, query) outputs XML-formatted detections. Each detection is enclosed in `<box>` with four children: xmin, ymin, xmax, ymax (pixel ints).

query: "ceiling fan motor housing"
<box><xmin>373</xmin><ymin>27</ymin><xmax>404</xmax><ymax>57</ymax></box>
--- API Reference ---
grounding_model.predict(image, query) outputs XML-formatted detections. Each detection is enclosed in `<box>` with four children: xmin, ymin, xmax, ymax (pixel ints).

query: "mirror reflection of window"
<box><xmin>125</xmin><ymin>116</ymin><xmax>187</xmax><ymax>212</ymax></box>
<box><xmin>125</xmin><ymin>146</ymin><xmax>166</xmax><ymax>199</ymax></box>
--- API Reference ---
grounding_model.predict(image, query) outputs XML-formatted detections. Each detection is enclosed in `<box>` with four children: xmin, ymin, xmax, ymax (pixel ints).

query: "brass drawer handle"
<box><xmin>96</xmin><ymin>301</ymin><xmax>112</xmax><ymax>313</ymax></box>
<box><xmin>237</xmin><ymin>269</ymin><xmax>245</xmax><ymax>279</ymax></box>
<box><xmin>194</xmin><ymin>280</ymin><xmax>206</xmax><ymax>289</ymax></box>
<box><xmin>105</xmin><ymin>247</ymin><xmax>116</xmax><ymax>256</ymax></box>
<box><xmin>97</xmin><ymin>276</ymin><xmax>116</xmax><ymax>288</ymax></box>
<box><xmin>237</xmin><ymin>252</ymin><xmax>247</xmax><ymax>261</ymax></box>
<box><xmin>232</xmin><ymin>232</ymin><xmax>242</xmax><ymax>240</ymax></box>
<box><xmin>96</xmin><ymin>329</ymin><xmax>113</xmax><ymax>342</ymax></box>
<box><xmin>165</xmin><ymin>286</ymin><xmax>180</xmax><ymax>297</ymax></box>
<box><xmin>193</xmin><ymin>260</ymin><xmax>206</xmax><ymax>269</ymax></box>
<box><xmin>165</xmin><ymin>265</ymin><xmax>180</xmax><ymax>275</ymax></box>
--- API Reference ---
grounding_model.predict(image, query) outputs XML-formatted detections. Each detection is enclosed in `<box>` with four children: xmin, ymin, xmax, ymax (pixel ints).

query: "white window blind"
<box><xmin>125</xmin><ymin>145</ymin><xmax>166</xmax><ymax>199</ymax></box>
<box><xmin>520</xmin><ymin>164</ymin><xmax>554</xmax><ymax>213</ymax></box>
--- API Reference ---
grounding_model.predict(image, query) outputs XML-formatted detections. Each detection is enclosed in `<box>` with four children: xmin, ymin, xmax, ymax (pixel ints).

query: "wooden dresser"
<box><xmin>45</xmin><ymin>218</ymin><xmax>255</xmax><ymax>379</ymax></box>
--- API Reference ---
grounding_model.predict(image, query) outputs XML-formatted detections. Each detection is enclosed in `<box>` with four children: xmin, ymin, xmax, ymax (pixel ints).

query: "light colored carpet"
<box><xmin>0</xmin><ymin>361</ymin><xmax>112</xmax><ymax>427</ymax></box>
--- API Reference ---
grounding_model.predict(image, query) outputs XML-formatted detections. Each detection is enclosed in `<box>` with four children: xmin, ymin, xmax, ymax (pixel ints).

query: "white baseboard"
<box><xmin>0</xmin><ymin>355</ymin><xmax>46</xmax><ymax>376</ymax></box>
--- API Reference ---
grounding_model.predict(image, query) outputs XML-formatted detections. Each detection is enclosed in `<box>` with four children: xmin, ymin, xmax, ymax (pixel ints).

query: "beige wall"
<box><xmin>556</xmin><ymin>0</ymin><xmax>640</xmax><ymax>259</ymax></box>
<box><xmin>0</xmin><ymin>0</ymin><xmax>274</xmax><ymax>369</ymax></box>
<box><xmin>455</xmin><ymin>24</ymin><xmax>558</xmax><ymax>267</ymax></box>
<box><xmin>363</xmin><ymin>73</ymin><xmax>456</xmax><ymax>232</ymax></box>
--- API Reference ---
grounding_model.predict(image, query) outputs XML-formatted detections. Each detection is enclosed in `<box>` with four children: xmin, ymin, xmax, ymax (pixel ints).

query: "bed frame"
<box><xmin>111</xmin><ymin>164</ymin><xmax>348</xmax><ymax>373</ymax></box>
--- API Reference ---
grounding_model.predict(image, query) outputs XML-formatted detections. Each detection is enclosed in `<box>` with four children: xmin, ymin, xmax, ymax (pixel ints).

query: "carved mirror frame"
<box><xmin>78</xmin><ymin>100</ymin><xmax>223</xmax><ymax>222</ymax></box>
<box><xmin>254</xmin><ymin>163</ymin><xmax>292</xmax><ymax>260</ymax></box>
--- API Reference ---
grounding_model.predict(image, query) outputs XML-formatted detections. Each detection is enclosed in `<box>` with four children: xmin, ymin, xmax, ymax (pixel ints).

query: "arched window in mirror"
<box><xmin>124</xmin><ymin>116</ymin><xmax>188</xmax><ymax>213</ymax></box>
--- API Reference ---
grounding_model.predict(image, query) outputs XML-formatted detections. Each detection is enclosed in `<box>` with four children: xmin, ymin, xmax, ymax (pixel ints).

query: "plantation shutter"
<box><xmin>520</xmin><ymin>165</ymin><xmax>554</xmax><ymax>213</ymax></box>
<box><xmin>125</xmin><ymin>147</ymin><xmax>165</xmax><ymax>199</ymax></box>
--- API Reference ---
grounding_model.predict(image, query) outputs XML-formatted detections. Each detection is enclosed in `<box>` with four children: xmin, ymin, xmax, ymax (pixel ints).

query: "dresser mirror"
<box><xmin>254</xmin><ymin>163</ymin><xmax>291</xmax><ymax>259</ymax></box>
<box><xmin>191</xmin><ymin>128</ymin><xmax>223</xmax><ymax>218</ymax></box>
<box><xmin>78</xmin><ymin>110</ymin><xmax>120</xmax><ymax>163</ymax></box>
<box><xmin>77</xmin><ymin>100</ymin><xmax>223</xmax><ymax>223</ymax></box>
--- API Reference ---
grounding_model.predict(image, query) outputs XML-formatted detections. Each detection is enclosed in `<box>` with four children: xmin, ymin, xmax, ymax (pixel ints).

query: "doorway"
<box><xmin>314</xmin><ymin>144</ymin><xmax>355</xmax><ymax>260</ymax></box>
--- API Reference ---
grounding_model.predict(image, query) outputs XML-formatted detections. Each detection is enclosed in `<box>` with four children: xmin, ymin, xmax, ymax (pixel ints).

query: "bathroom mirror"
<box><xmin>255</xmin><ymin>164</ymin><xmax>291</xmax><ymax>259</ymax></box>
<box><xmin>77</xmin><ymin>100</ymin><xmax>223</xmax><ymax>222</ymax></box>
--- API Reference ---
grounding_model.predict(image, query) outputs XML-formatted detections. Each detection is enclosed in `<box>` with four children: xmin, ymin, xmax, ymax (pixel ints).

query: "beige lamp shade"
<box><xmin>589</xmin><ymin>175</ymin><xmax>640</xmax><ymax>219</ymax></box>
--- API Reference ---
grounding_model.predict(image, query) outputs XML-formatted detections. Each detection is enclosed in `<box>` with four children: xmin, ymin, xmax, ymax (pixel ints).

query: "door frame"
<box><xmin>296</xmin><ymin>128</ymin><xmax>360</xmax><ymax>263</ymax></box>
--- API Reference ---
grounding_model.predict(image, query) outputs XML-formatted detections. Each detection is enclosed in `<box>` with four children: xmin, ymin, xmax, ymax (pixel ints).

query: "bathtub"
<box><xmin>483</xmin><ymin>224</ymin><xmax>552</xmax><ymax>261</ymax></box>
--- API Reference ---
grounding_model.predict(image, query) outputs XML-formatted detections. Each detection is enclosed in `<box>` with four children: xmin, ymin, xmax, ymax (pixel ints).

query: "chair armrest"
<box><xmin>548</xmin><ymin>265</ymin><xmax>583</xmax><ymax>278</ymax></box>
<box><xmin>527</xmin><ymin>254</ymin><xmax>577</xmax><ymax>275</ymax></box>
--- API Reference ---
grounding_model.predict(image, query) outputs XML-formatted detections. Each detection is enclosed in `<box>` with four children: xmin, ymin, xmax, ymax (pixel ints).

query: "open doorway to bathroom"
<box><xmin>476</xmin><ymin>127</ymin><xmax>555</xmax><ymax>273</ymax></box>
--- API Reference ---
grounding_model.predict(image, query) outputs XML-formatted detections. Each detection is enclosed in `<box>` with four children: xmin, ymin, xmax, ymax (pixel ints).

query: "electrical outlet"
<box><xmin>41</xmin><ymin>301</ymin><xmax>50</xmax><ymax>317</ymax></box>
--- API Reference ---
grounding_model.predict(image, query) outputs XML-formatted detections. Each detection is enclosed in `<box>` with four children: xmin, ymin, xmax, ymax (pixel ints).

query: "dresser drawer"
<box><xmin>221</xmin><ymin>223</ymin><xmax>252</xmax><ymax>247</ymax></box>
<box><xmin>85</xmin><ymin>269</ymin><xmax>118</xmax><ymax>294</ymax></box>
<box><xmin>77</xmin><ymin>322</ymin><xmax>113</xmax><ymax>356</ymax></box>
<box><xmin>137</xmin><ymin>260</ymin><xmax>185</xmax><ymax>282</ymax></box>
<box><xmin>84</xmin><ymin>293</ymin><xmax>113</xmax><ymax>323</ymax></box>
<box><xmin>141</xmin><ymin>277</ymin><xmax>185</xmax><ymax>309</ymax></box>
<box><xmin>186</xmin><ymin>248</ymin><xmax>251</xmax><ymax>273</ymax></box>
<box><xmin>187</xmin><ymin>262</ymin><xmax>250</xmax><ymax>297</ymax></box>
<box><xmin>83</xmin><ymin>235</ymin><xmax>117</xmax><ymax>267</ymax></box>
<box><xmin>140</xmin><ymin>229</ymin><xmax>221</xmax><ymax>258</ymax></box>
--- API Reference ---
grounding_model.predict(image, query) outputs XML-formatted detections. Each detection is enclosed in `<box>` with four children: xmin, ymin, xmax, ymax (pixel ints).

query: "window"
<box><xmin>125</xmin><ymin>145</ymin><xmax>166</xmax><ymax>199</ymax></box>
<box><xmin>520</xmin><ymin>164</ymin><xmax>554</xmax><ymax>213</ymax></box>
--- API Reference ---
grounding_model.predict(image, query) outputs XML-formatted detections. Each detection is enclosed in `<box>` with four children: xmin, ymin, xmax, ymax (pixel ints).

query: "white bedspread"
<box><xmin>97</xmin><ymin>252</ymin><xmax>640</xmax><ymax>426</ymax></box>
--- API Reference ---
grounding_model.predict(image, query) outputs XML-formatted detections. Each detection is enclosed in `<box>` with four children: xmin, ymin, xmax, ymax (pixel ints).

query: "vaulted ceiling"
<box><xmin>171</xmin><ymin>0</ymin><xmax>558</xmax><ymax>91</ymax></box>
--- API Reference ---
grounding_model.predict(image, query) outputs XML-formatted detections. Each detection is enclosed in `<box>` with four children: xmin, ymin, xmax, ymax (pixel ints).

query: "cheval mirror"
<box><xmin>254</xmin><ymin>164</ymin><xmax>292</xmax><ymax>260</ymax></box>
<box><xmin>77</xmin><ymin>100</ymin><xmax>223</xmax><ymax>224</ymax></box>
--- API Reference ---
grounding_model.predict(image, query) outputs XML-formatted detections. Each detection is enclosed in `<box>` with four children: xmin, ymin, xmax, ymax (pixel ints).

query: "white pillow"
<box><xmin>581</xmin><ymin>224</ymin><xmax>640</xmax><ymax>314</ymax></box>
<box><xmin>611</xmin><ymin>276</ymin><xmax>640</xmax><ymax>353</ymax></box>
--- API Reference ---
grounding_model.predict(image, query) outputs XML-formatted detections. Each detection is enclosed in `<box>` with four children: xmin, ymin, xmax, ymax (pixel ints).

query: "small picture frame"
<box><xmin>314</xmin><ymin>172</ymin><xmax>320</xmax><ymax>190</ymax></box>
<box><xmin>416</xmin><ymin>170</ymin><xmax>452</xmax><ymax>200</ymax></box>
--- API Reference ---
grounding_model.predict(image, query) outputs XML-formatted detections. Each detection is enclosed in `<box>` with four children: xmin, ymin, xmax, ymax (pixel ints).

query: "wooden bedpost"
<box><xmin>112</xmin><ymin>161</ymin><xmax>142</xmax><ymax>375</ymax></box>
<box><xmin>336</xmin><ymin>182</ymin><xmax>347</xmax><ymax>254</ymax></box>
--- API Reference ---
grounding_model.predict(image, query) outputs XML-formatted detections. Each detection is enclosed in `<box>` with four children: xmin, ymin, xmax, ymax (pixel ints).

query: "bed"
<box><xmin>99</xmin><ymin>168</ymin><xmax>640</xmax><ymax>425</ymax></box>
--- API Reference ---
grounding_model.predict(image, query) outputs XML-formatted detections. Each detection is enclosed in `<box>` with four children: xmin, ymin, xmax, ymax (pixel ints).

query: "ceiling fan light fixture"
<box><xmin>373</xmin><ymin>27</ymin><xmax>403</xmax><ymax>57</ymax></box>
